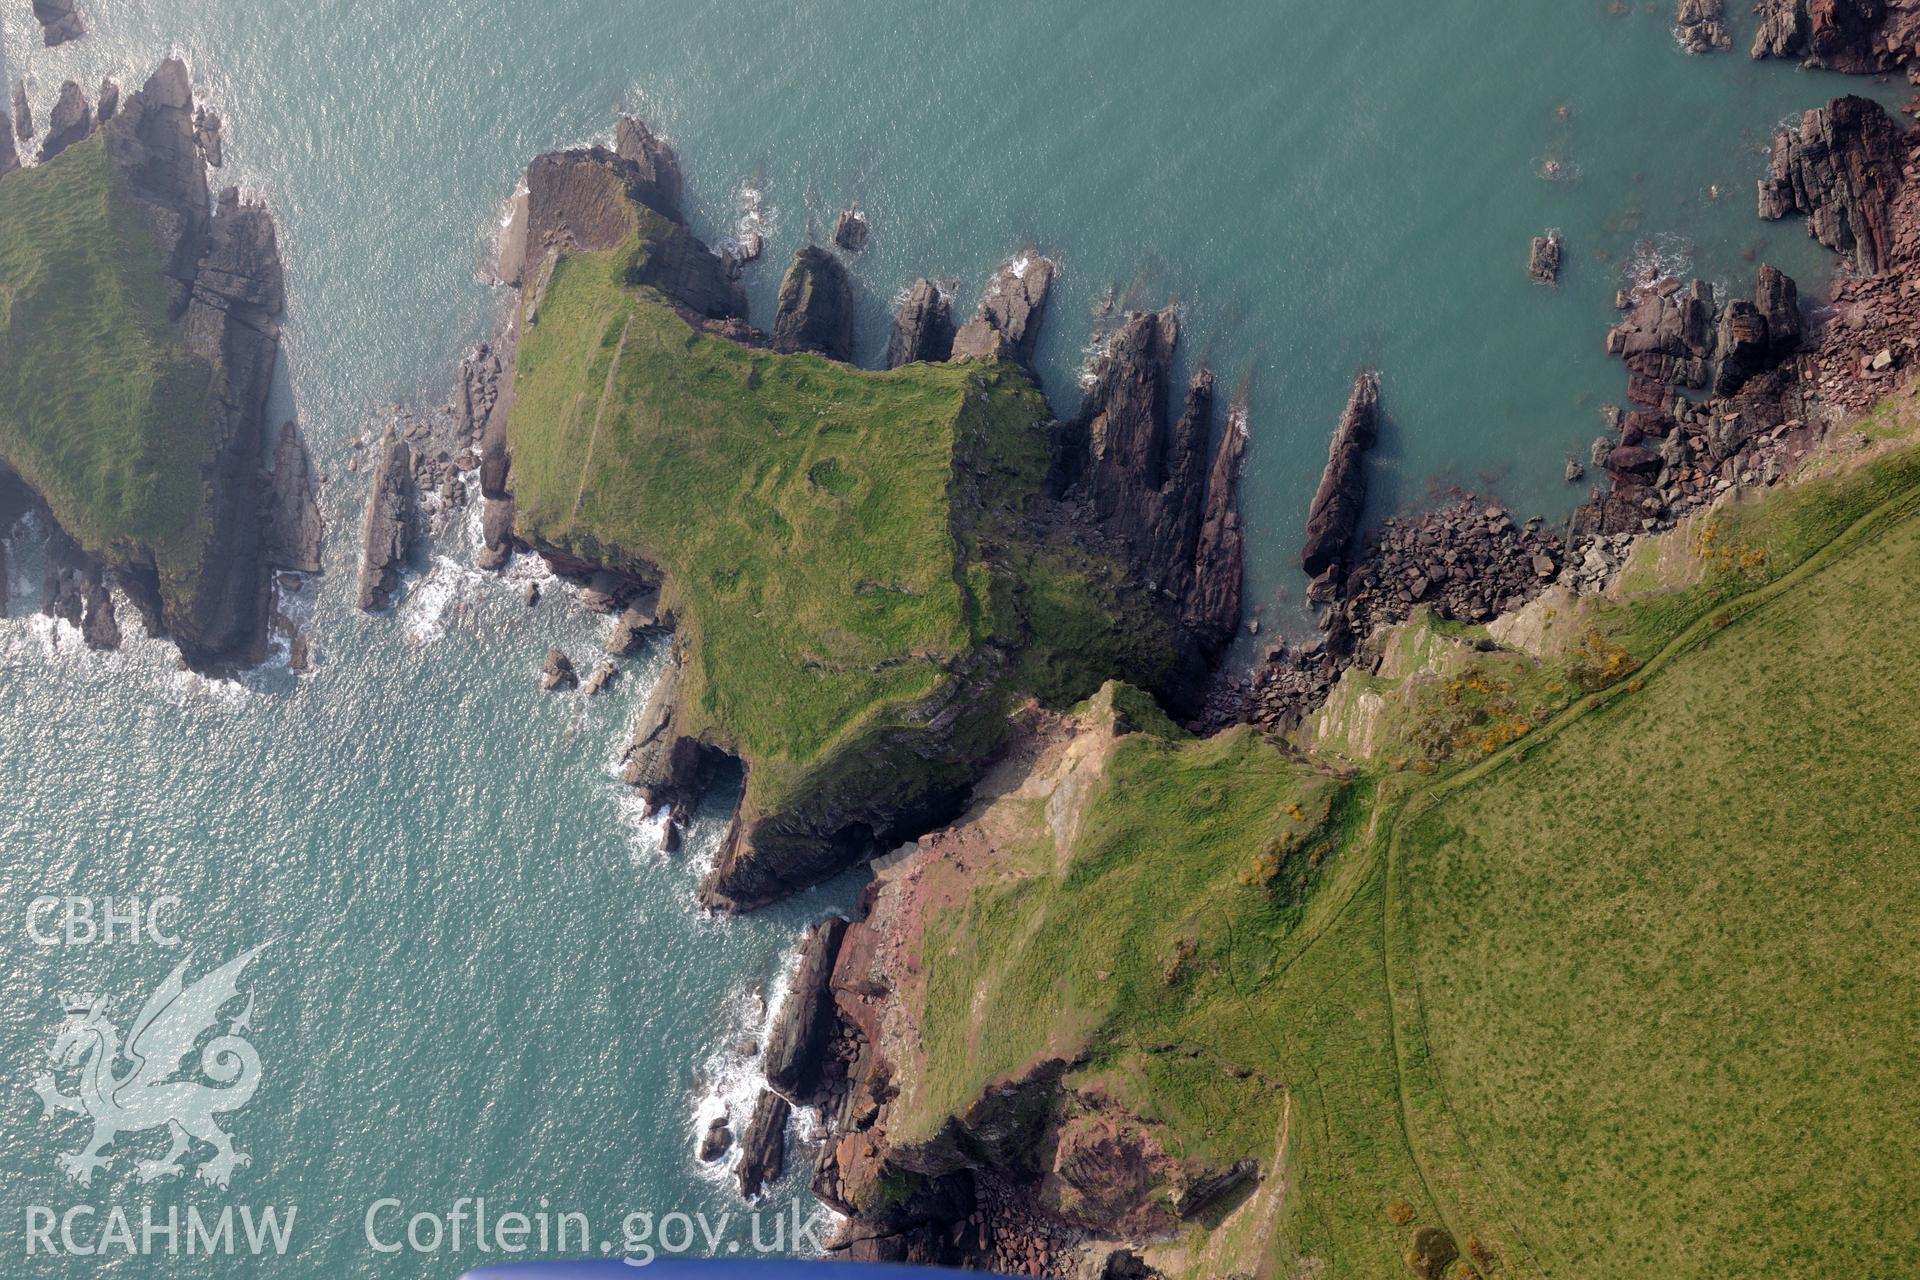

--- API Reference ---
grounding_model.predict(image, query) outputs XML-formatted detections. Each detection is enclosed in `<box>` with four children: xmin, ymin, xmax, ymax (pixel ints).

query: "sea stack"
<box><xmin>885</xmin><ymin>279</ymin><xmax>954</xmax><ymax>367</ymax></box>
<box><xmin>1302</xmin><ymin>370</ymin><xmax>1382</xmax><ymax>588</ymax></box>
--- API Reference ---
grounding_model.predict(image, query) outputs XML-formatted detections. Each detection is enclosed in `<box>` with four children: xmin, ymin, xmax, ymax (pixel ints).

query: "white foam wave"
<box><xmin>687</xmin><ymin>939</ymin><xmax>819</xmax><ymax>1194</ymax></box>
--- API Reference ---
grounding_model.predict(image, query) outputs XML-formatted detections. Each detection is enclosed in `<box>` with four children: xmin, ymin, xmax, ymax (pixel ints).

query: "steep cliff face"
<box><xmin>1046</xmin><ymin>307</ymin><xmax>1248</xmax><ymax>706</ymax></box>
<box><xmin>0</xmin><ymin>60</ymin><xmax>317</xmax><ymax>671</ymax></box>
<box><xmin>796</xmin><ymin>688</ymin><xmax>1338</xmax><ymax>1272</ymax></box>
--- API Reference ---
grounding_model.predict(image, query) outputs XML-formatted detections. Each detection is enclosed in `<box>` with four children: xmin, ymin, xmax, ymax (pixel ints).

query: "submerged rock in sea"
<box><xmin>1758</xmin><ymin>95</ymin><xmax>1907</xmax><ymax>275</ymax></box>
<box><xmin>31</xmin><ymin>0</ymin><xmax>86</xmax><ymax>46</ymax></box>
<box><xmin>539</xmin><ymin>648</ymin><xmax>579</xmax><ymax>693</ymax></box>
<box><xmin>1529</xmin><ymin>231</ymin><xmax>1563</xmax><ymax>284</ymax></box>
<box><xmin>771</xmin><ymin>245</ymin><xmax>855</xmax><ymax>360</ymax></box>
<box><xmin>952</xmin><ymin>252</ymin><xmax>1055</xmax><ymax>364</ymax></box>
<box><xmin>832</xmin><ymin>204</ymin><xmax>869</xmax><ymax>253</ymax></box>
<box><xmin>885</xmin><ymin>278</ymin><xmax>954</xmax><ymax>367</ymax></box>
<box><xmin>356</xmin><ymin>428</ymin><xmax>416</xmax><ymax>611</ymax></box>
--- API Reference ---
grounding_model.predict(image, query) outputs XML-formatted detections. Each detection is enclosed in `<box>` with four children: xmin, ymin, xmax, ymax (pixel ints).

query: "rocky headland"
<box><xmin>0</xmin><ymin>61</ymin><xmax>319</xmax><ymax>672</ymax></box>
<box><xmin>378</xmin><ymin>121</ymin><xmax>1247</xmax><ymax>920</ymax></box>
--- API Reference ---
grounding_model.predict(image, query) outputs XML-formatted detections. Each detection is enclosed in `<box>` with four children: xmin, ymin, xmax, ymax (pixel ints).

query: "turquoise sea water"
<box><xmin>0</xmin><ymin>2</ymin><xmax>1899</xmax><ymax>1275</ymax></box>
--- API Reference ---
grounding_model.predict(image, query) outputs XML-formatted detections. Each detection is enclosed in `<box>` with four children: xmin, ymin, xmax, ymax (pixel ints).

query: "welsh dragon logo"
<box><xmin>32</xmin><ymin>946</ymin><xmax>268</xmax><ymax>1189</ymax></box>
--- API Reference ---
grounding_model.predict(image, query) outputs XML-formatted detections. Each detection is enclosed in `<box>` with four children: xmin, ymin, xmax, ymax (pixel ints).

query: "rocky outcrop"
<box><xmin>0</xmin><ymin>114</ymin><xmax>17</xmax><ymax>178</ymax></box>
<box><xmin>32</xmin><ymin>0</ymin><xmax>85</xmax><ymax>46</ymax></box>
<box><xmin>1047</xmin><ymin>306</ymin><xmax>1248</xmax><ymax>685</ymax></box>
<box><xmin>1604</xmin><ymin>278</ymin><xmax>1717</xmax><ymax>402</ymax></box>
<box><xmin>263</xmin><ymin>422</ymin><xmax>323</xmax><ymax>574</ymax></box>
<box><xmin>764</xmin><ymin>918</ymin><xmax>849</xmax><ymax>1101</ymax></box>
<box><xmin>952</xmin><ymin>254</ymin><xmax>1055</xmax><ymax>364</ymax></box>
<box><xmin>833</xmin><ymin>205</ymin><xmax>870</xmax><ymax>253</ymax></box>
<box><xmin>1529</xmin><ymin>231</ymin><xmax>1563</xmax><ymax>283</ymax></box>
<box><xmin>39</xmin><ymin>81</ymin><xmax>93</xmax><ymax>162</ymax></box>
<box><xmin>1757</xmin><ymin>261</ymin><xmax>1803</xmax><ymax>357</ymax></box>
<box><xmin>193</xmin><ymin>106</ymin><xmax>222</xmax><ymax>168</ymax></box>
<box><xmin>1676</xmin><ymin>0</ymin><xmax>1732</xmax><ymax>53</ymax></box>
<box><xmin>522</xmin><ymin>143</ymin><xmax>741</xmax><ymax>321</ymax></box>
<box><xmin>12</xmin><ymin>83</ymin><xmax>32</xmax><ymax>142</ymax></box>
<box><xmin>1759</xmin><ymin>96</ymin><xmax>1907</xmax><ymax>276</ymax></box>
<box><xmin>1301</xmin><ymin>370</ymin><xmax>1381</xmax><ymax>584</ymax></box>
<box><xmin>1713</xmin><ymin>299</ymin><xmax>1771</xmax><ymax>396</ymax></box>
<box><xmin>737</xmin><ymin>1089</ymin><xmax>791</xmax><ymax>1199</ymax></box>
<box><xmin>606</xmin><ymin>587</ymin><xmax>670</xmax><ymax>655</ymax></box>
<box><xmin>618</xmin><ymin>644</ymin><xmax>716</xmax><ymax>817</ymax></box>
<box><xmin>539</xmin><ymin>648</ymin><xmax>579</xmax><ymax>692</ymax></box>
<box><xmin>612</xmin><ymin>116</ymin><xmax>684</xmax><ymax>222</ymax></box>
<box><xmin>885</xmin><ymin>279</ymin><xmax>954</xmax><ymax>367</ymax></box>
<box><xmin>1572</xmin><ymin>261</ymin><xmax>1821</xmax><ymax>542</ymax></box>
<box><xmin>771</xmin><ymin>245</ymin><xmax>855</xmax><ymax>360</ymax></box>
<box><xmin>96</xmin><ymin>80</ymin><xmax>119</xmax><ymax>124</ymax></box>
<box><xmin>1751</xmin><ymin>0</ymin><xmax>1920</xmax><ymax>73</ymax></box>
<box><xmin>355</xmin><ymin>428</ymin><xmax>415</xmax><ymax>611</ymax></box>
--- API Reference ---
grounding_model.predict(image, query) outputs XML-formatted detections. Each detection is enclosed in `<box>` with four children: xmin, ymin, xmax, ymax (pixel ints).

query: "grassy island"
<box><xmin>0</xmin><ymin>134</ymin><xmax>217</xmax><ymax>576</ymax></box>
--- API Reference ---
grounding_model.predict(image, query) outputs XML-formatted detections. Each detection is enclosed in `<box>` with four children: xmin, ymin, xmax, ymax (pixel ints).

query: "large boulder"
<box><xmin>1714</xmin><ymin>300</ymin><xmax>1771</xmax><ymax>396</ymax></box>
<box><xmin>1756</xmin><ymin>262</ymin><xmax>1803</xmax><ymax>358</ymax></box>
<box><xmin>771</xmin><ymin>245</ymin><xmax>854</xmax><ymax>361</ymax></box>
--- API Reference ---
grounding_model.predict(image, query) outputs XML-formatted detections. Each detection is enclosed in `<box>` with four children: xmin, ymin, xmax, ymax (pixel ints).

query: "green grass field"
<box><xmin>895</xmin><ymin>436</ymin><xmax>1920</xmax><ymax>1278</ymax></box>
<box><xmin>0</xmin><ymin>134</ymin><xmax>217</xmax><ymax>574</ymax></box>
<box><xmin>508</xmin><ymin>228</ymin><xmax>1178</xmax><ymax>823</ymax></box>
<box><xmin>1389</xmin><ymin>491</ymin><xmax>1920</xmax><ymax>1278</ymax></box>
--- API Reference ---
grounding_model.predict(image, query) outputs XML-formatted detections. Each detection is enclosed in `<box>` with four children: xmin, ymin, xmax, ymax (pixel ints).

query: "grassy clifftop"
<box><xmin>873</xmin><ymin>428</ymin><xmax>1920</xmax><ymax>1278</ymax></box>
<box><xmin>0</xmin><ymin>134</ymin><xmax>217</xmax><ymax>576</ymax></box>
